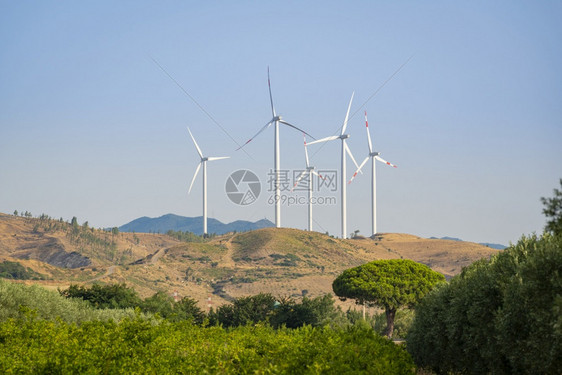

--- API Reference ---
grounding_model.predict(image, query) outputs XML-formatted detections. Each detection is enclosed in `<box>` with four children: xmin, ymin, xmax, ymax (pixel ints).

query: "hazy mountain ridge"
<box><xmin>429</xmin><ymin>236</ymin><xmax>506</xmax><ymax>250</ymax></box>
<box><xmin>118</xmin><ymin>214</ymin><xmax>274</xmax><ymax>235</ymax></box>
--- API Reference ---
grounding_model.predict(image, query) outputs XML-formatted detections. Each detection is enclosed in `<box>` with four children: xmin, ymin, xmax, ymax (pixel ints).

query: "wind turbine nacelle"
<box><xmin>340</xmin><ymin>134</ymin><xmax>350</xmax><ymax>140</ymax></box>
<box><xmin>273</xmin><ymin>115</ymin><xmax>282</xmax><ymax>121</ymax></box>
<box><xmin>202</xmin><ymin>157</ymin><xmax>209</xmax><ymax>162</ymax></box>
<box><xmin>370</xmin><ymin>152</ymin><xmax>380</xmax><ymax>157</ymax></box>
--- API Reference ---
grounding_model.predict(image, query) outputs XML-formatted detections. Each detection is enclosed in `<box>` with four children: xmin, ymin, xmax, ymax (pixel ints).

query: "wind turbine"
<box><xmin>291</xmin><ymin>133</ymin><xmax>324</xmax><ymax>232</ymax></box>
<box><xmin>237</xmin><ymin>67</ymin><xmax>314</xmax><ymax>228</ymax></box>
<box><xmin>348</xmin><ymin>111</ymin><xmax>397</xmax><ymax>236</ymax></box>
<box><xmin>187</xmin><ymin>127</ymin><xmax>229</xmax><ymax>236</ymax></box>
<box><xmin>307</xmin><ymin>93</ymin><xmax>360</xmax><ymax>239</ymax></box>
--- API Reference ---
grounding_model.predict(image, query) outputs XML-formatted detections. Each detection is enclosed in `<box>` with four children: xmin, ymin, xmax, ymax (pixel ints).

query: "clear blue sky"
<box><xmin>1</xmin><ymin>1</ymin><xmax>560</xmax><ymax>245</ymax></box>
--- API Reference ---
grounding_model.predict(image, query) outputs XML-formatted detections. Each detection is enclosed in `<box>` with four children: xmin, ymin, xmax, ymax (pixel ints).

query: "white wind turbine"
<box><xmin>307</xmin><ymin>93</ymin><xmax>360</xmax><ymax>239</ymax></box>
<box><xmin>238</xmin><ymin>67</ymin><xmax>314</xmax><ymax>228</ymax></box>
<box><xmin>348</xmin><ymin>111</ymin><xmax>397</xmax><ymax>236</ymax></box>
<box><xmin>291</xmin><ymin>133</ymin><xmax>324</xmax><ymax>232</ymax></box>
<box><xmin>187</xmin><ymin>127</ymin><xmax>229</xmax><ymax>236</ymax></box>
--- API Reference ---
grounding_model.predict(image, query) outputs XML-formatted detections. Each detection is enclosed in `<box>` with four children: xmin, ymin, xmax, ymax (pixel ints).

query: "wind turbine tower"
<box><xmin>348</xmin><ymin>111</ymin><xmax>397</xmax><ymax>236</ymax></box>
<box><xmin>187</xmin><ymin>128</ymin><xmax>229</xmax><ymax>235</ymax></box>
<box><xmin>238</xmin><ymin>68</ymin><xmax>314</xmax><ymax>228</ymax></box>
<box><xmin>308</xmin><ymin>93</ymin><xmax>360</xmax><ymax>239</ymax></box>
<box><xmin>292</xmin><ymin>133</ymin><xmax>324</xmax><ymax>231</ymax></box>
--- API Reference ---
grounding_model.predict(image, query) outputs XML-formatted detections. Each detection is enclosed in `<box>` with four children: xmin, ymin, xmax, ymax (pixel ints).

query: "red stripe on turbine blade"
<box><xmin>236</xmin><ymin>139</ymin><xmax>252</xmax><ymax>151</ymax></box>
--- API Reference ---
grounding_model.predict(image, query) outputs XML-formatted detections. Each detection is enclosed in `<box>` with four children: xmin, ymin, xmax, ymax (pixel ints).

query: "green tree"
<box><xmin>173</xmin><ymin>296</ymin><xmax>205</xmax><ymax>324</ymax></box>
<box><xmin>212</xmin><ymin>293</ymin><xmax>276</xmax><ymax>327</ymax></box>
<box><xmin>13</xmin><ymin>210</ymin><xmax>18</xmax><ymax>216</ymax></box>
<box><xmin>270</xmin><ymin>295</ymin><xmax>340</xmax><ymax>329</ymax></box>
<box><xmin>333</xmin><ymin>259</ymin><xmax>445</xmax><ymax>337</ymax></box>
<box><xmin>541</xmin><ymin>178</ymin><xmax>562</xmax><ymax>235</ymax></box>
<box><xmin>140</xmin><ymin>291</ymin><xmax>175</xmax><ymax>318</ymax></box>
<box><xmin>60</xmin><ymin>283</ymin><xmax>142</xmax><ymax>310</ymax></box>
<box><xmin>407</xmin><ymin>233</ymin><xmax>562</xmax><ymax>374</ymax></box>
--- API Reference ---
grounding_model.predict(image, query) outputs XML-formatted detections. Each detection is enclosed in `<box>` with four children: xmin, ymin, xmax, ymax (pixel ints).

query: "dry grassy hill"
<box><xmin>0</xmin><ymin>212</ymin><xmax>500</xmax><ymax>309</ymax></box>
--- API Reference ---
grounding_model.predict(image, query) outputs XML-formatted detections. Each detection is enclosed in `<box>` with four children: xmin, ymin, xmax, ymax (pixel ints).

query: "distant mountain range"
<box><xmin>429</xmin><ymin>236</ymin><xmax>506</xmax><ymax>250</ymax></box>
<box><xmin>118</xmin><ymin>214</ymin><xmax>274</xmax><ymax>235</ymax></box>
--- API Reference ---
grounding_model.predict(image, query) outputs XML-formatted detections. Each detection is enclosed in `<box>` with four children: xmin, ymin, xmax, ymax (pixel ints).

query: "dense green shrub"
<box><xmin>211</xmin><ymin>293</ymin><xmax>277</xmax><ymax>327</ymax></box>
<box><xmin>211</xmin><ymin>293</ymin><xmax>353</xmax><ymax>330</ymax></box>
<box><xmin>172</xmin><ymin>296</ymin><xmax>206</xmax><ymax>324</ymax></box>
<box><xmin>140</xmin><ymin>291</ymin><xmax>205</xmax><ymax>323</ymax></box>
<box><xmin>407</xmin><ymin>233</ymin><xmax>562</xmax><ymax>374</ymax></box>
<box><xmin>0</xmin><ymin>316</ymin><xmax>415</xmax><ymax>374</ymax></box>
<box><xmin>139</xmin><ymin>290</ymin><xmax>175</xmax><ymax>317</ymax></box>
<box><xmin>0</xmin><ymin>279</ymin><xmax>140</xmax><ymax>323</ymax></box>
<box><xmin>59</xmin><ymin>283</ymin><xmax>205</xmax><ymax>323</ymax></box>
<box><xmin>59</xmin><ymin>283</ymin><xmax>143</xmax><ymax>309</ymax></box>
<box><xmin>270</xmin><ymin>295</ymin><xmax>344</xmax><ymax>329</ymax></box>
<box><xmin>0</xmin><ymin>261</ymin><xmax>45</xmax><ymax>280</ymax></box>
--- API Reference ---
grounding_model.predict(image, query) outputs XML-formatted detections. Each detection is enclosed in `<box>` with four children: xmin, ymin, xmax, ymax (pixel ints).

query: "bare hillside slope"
<box><xmin>0</xmin><ymin>213</ymin><xmax>499</xmax><ymax>308</ymax></box>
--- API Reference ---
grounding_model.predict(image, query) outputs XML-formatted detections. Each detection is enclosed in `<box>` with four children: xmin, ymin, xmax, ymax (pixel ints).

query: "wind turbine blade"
<box><xmin>344</xmin><ymin>142</ymin><xmax>361</xmax><ymax>171</ymax></box>
<box><xmin>207</xmin><ymin>156</ymin><xmax>230</xmax><ymax>161</ymax></box>
<box><xmin>291</xmin><ymin>170</ymin><xmax>308</xmax><ymax>192</ymax></box>
<box><xmin>303</xmin><ymin>134</ymin><xmax>310</xmax><ymax>168</ymax></box>
<box><xmin>375</xmin><ymin>155</ymin><xmax>398</xmax><ymax>168</ymax></box>
<box><xmin>307</xmin><ymin>135</ymin><xmax>339</xmax><ymax>145</ymax></box>
<box><xmin>268</xmin><ymin>66</ymin><xmax>276</xmax><ymax>117</ymax></box>
<box><xmin>188</xmin><ymin>163</ymin><xmax>202</xmax><ymax>194</ymax></box>
<box><xmin>341</xmin><ymin>92</ymin><xmax>355</xmax><ymax>135</ymax></box>
<box><xmin>365</xmin><ymin>111</ymin><xmax>373</xmax><ymax>153</ymax></box>
<box><xmin>348</xmin><ymin>156</ymin><xmax>369</xmax><ymax>184</ymax></box>
<box><xmin>187</xmin><ymin>127</ymin><xmax>203</xmax><ymax>158</ymax></box>
<box><xmin>236</xmin><ymin>120</ymin><xmax>273</xmax><ymax>151</ymax></box>
<box><xmin>312</xmin><ymin>170</ymin><xmax>326</xmax><ymax>180</ymax></box>
<box><xmin>278</xmin><ymin>120</ymin><xmax>315</xmax><ymax>140</ymax></box>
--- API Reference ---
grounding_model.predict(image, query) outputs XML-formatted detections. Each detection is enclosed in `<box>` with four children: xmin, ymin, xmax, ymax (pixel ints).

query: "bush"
<box><xmin>0</xmin><ymin>317</ymin><xmax>415</xmax><ymax>374</ymax></box>
<box><xmin>0</xmin><ymin>279</ymin><xmax>140</xmax><ymax>323</ymax></box>
<box><xmin>407</xmin><ymin>233</ymin><xmax>562</xmax><ymax>374</ymax></box>
<box><xmin>0</xmin><ymin>261</ymin><xmax>44</xmax><ymax>280</ymax></box>
<box><xmin>270</xmin><ymin>295</ymin><xmax>342</xmax><ymax>329</ymax></box>
<box><xmin>60</xmin><ymin>283</ymin><xmax>142</xmax><ymax>309</ymax></box>
<box><xmin>211</xmin><ymin>293</ymin><xmax>277</xmax><ymax>327</ymax></box>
